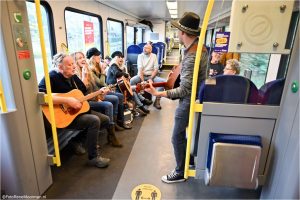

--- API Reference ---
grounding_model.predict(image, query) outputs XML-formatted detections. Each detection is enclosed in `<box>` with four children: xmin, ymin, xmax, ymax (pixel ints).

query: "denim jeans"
<box><xmin>104</xmin><ymin>94</ymin><xmax>119</xmax><ymax>116</ymax></box>
<box><xmin>171</xmin><ymin>98</ymin><xmax>190</xmax><ymax>175</ymax></box>
<box><xmin>67</xmin><ymin>112</ymin><xmax>109</xmax><ymax>159</ymax></box>
<box><xmin>107</xmin><ymin>92</ymin><xmax>125</xmax><ymax>123</ymax></box>
<box><xmin>89</xmin><ymin>101</ymin><xmax>114</xmax><ymax>125</ymax></box>
<box><xmin>130</xmin><ymin>75</ymin><xmax>166</xmax><ymax>91</ymax></box>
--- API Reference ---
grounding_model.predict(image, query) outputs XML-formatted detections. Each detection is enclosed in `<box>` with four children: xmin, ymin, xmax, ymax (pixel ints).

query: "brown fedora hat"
<box><xmin>171</xmin><ymin>12</ymin><xmax>201</xmax><ymax>36</ymax></box>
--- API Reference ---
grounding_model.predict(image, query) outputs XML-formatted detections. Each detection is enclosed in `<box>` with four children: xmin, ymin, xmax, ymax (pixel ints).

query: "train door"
<box><xmin>1</xmin><ymin>0</ymin><xmax>52</xmax><ymax>196</ymax></box>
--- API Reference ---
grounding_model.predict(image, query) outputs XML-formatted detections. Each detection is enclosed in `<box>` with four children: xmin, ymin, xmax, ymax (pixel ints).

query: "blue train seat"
<box><xmin>156</xmin><ymin>42</ymin><xmax>166</xmax><ymax>62</ymax></box>
<box><xmin>127</xmin><ymin>45</ymin><xmax>142</xmax><ymax>77</ymax></box>
<box><xmin>258</xmin><ymin>78</ymin><xmax>285</xmax><ymax>105</ymax></box>
<box><xmin>151</xmin><ymin>45</ymin><xmax>158</xmax><ymax>55</ymax></box>
<box><xmin>205</xmin><ymin>133</ymin><xmax>262</xmax><ymax>189</ymax></box>
<box><xmin>192</xmin><ymin>75</ymin><xmax>254</xmax><ymax>156</ymax></box>
<box><xmin>198</xmin><ymin>75</ymin><xmax>252</xmax><ymax>104</ymax></box>
<box><xmin>152</xmin><ymin>43</ymin><xmax>162</xmax><ymax>68</ymax></box>
<box><xmin>138</xmin><ymin>43</ymin><xmax>146</xmax><ymax>50</ymax></box>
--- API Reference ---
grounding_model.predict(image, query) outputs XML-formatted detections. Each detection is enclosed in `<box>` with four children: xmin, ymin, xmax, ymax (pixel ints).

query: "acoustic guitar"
<box><xmin>42</xmin><ymin>84</ymin><xmax>116</xmax><ymax>128</ymax></box>
<box><xmin>136</xmin><ymin>65</ymin><xmax>181</xmax><ymax>93</ymax></box>
<box><xmin>117</xmin><ymin>76</ymin><xmax>133</xmax><ymax>96</ymax></box>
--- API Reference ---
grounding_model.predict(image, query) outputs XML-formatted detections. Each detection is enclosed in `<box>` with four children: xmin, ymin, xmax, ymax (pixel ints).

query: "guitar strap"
<box><xmin>71</xmin><ymin>77</ymin><xmax>79</xmax><ymax>89</ymax></box>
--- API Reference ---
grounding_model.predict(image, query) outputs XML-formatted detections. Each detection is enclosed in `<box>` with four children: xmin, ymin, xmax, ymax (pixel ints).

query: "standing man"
<box><xmin>130</xmin><ymin>44</ymin><xmax>166</xmax><ymax>109</ymax></box>
<box><xmin>146</xmin><ymin>12</ymin><xmax>208</xmax><ymax>183</ymax></box>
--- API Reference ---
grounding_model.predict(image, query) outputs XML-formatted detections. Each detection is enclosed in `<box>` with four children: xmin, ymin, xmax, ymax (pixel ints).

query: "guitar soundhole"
<box><xmin>60</xmin><ymin>104</ymin><xmax>78</xmax><ymax>115</ymax></box>
<box><xmin>67</xmin><ymin>107</ymin><xmax>79</xmax><ymax>115</ymax></box>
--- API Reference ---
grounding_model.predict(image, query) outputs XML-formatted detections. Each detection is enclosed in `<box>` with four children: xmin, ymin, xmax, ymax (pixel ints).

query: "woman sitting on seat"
<box><xmin>106</xmin><ymin>51</ymin><xmax>151</xmax><ymax>115</ymax></box>
<box><xmin>86</xmin><ymin>48</ymin><xmax>132</xmax><ymax>129</ymax></box>
<box><xmin>72</xmin><ymin>51</ymin><xmax>124</xmax><ymax>148</ymax></box>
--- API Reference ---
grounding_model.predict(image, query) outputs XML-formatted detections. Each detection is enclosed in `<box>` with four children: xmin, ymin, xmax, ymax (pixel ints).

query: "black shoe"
<box><xmin>142</xmin><ymin>99</ymin><xmax>153</xmax><ymax>106</ymax></box>
<box><xmin>115</xmin><ymin>123</ymin><xmax>125</xmax><ymax>131</ymax></box>
<box><xmin>161</xmin><ymin>170</ymin><xmax>186</xmax><ymax>183</ymax></box>
<box><xmin>135</xmin><ymin>108</ymin><xmax>147</xmax><ymax>116</ymax></box>
<box><xmin>138</xmin><ymin>106</ymin><xmax>150</xmax><ymax>114</ymax></box>
<box><xmin>122</xmin><ymin>123</ymin><xmax>132</xmax><ymax>129</ymax></box>
<box><xmin>87</xmin><ymin>156</ymin><xmax>110</xmax><ymax>168</ymax></box>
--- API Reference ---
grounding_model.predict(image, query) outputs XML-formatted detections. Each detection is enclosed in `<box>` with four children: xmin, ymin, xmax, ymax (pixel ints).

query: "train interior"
<box><xmin>1</xmin><ymin>0</ymin><xmax>299</xmax><ymax>199</ymax></box>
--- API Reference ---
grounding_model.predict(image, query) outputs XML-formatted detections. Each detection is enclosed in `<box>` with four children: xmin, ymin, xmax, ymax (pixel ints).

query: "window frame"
<box><xmin>125</xmin><ymin>25</ymin><xmax>135</xmax><ymax>49</ymax></box>
<box><xmin>64</xmin><ymin>7</ymin><xmax>104</xmax><ymax>54</ymax></box>
<box><xmin>26</xmin><ymin>0</ymin><xmax>57</xmax><ymax>56</ymax></box>
<box><xmin>106</xmin><ymin>17</ymin><xmax>124</xmax><ymax>53</ymax></box>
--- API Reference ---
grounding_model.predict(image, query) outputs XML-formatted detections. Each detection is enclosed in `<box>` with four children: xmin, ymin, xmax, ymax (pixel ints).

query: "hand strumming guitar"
<box><xmin>144</xmin><ymin>79</ymin><xmax>157</xmax><ymax>95</ymax></box>
<box><xmin>145</xmin><ymin>79</ymin><xmax>168</xmax><ymax>97</ymax></box>
<box><xmin>51</xmin><ymin>95</ymin><xmax>82</xmax><ymax>110</ymax></box>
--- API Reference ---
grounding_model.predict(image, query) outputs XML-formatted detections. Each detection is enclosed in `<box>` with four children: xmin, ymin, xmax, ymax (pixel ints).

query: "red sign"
<box><xmin>17</xmin><ymin>50</ymin><xmax>30</xmax><ymax>59</ymax></box>
<box><xmin>84</xmin><ymin>21</ymin><xmax>94</xmax><ymax>44</ymax></box>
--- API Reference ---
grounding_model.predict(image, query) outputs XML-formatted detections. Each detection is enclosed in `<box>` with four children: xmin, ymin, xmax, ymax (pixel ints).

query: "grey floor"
<box><xmin>112</xmin><ymin>98</ymin><xmax>261</xmax><ymax>199</ymax></box>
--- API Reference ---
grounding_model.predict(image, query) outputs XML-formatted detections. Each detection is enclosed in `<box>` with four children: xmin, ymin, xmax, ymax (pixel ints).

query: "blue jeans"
<box><xmin>172</xmin><ymin>98</ymin><xmax>190</xmax><ymax>175</ymax></box>
<box><xmin>107</xmin><ymin>92</ymin><xmax>125</xmax><ymax>123</ymax></box>
<box><xmin>130</xmin><ymin>75</ymin><xmax>166</xmax><ymax>91</ymax></box>
<box><xmin>89</xmin><ymin>101</ymin><xmax>114</xmax><ymax>125</ymax></box>
<box><xmin>104</xmin><ymin>94</ymin><xmax>119</xmax><ymax>116</ymax></box>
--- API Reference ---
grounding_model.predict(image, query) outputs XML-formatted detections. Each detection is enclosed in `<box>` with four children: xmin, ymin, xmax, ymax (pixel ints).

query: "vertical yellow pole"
<box><xmin>0</xmin><ymin>79</ymin><xmax>8</xmax><ymax>113</ymax></box>
<box><xmin>184</xmin><ymin>0</ymin><xmax>215</xmax><ymax>179</ymax></box>
<box><xmin>34</xmin><ymin>0</ymin><xmax>61</xmax><ymax>166</ymax></box>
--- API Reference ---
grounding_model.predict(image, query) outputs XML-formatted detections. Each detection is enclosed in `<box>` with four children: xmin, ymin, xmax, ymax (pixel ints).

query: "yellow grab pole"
<box><xmin>184</xmin><ymin>0</ymin><xmax>215</xmax><ymax>179</ymax></box>
<box><xmin>34</xmin><ymin>0</ymin><xmax>61</xmax><ymax>166</ymax></box>
<box><xmin>0</xmin><ymin>79</ymin><xmax>8</xmax><ymax>113</ymax></box>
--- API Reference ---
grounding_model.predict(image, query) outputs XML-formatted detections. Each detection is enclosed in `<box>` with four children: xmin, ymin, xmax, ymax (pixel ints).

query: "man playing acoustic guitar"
<box><xmin>145</xmin><ymin>12</ymin><xmax>208</xmax><ymax>183</ymax></box>
<box><xmin>39</xmin><ymin>53</ymin><xmax>111</xmax><ymax>168</ymax></box>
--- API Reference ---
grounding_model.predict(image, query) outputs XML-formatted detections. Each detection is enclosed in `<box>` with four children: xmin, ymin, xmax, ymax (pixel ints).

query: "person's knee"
<box><xmin>89</xmin><ymin>114</ymin><xmax>101</xmax><ymax>128</ymax></box>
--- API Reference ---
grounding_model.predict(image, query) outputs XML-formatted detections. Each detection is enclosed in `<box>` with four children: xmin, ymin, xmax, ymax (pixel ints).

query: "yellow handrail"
<box><xmin>184</xmin><ymin>0</ymin><xmax>215</xmax><ymax>179</ymax></box>
<box><xmin>34</xmin><ymin>0</ymin><xmax>61</xmax><ymax>166</ymax></box>
<box><xmin>0</xmin><ymin>79</ymin><xmax>8</xmax><ymax>113</ymax></box>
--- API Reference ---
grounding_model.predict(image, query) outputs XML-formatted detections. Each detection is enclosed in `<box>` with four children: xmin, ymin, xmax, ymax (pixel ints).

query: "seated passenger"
<box><xmin>107</xmin><ymin>51</ymin><xmax>151</xmax><ymax>114</ymax></box>
<box><xmin>85</xmin><ymin>48</ymin><xmax>132</xmax><ymax>129</ymax></box>
<box><xmin>38</xmin><ymin>52</ymin><xmax>110</xmax><ymax>168</ymax></box>
<box><xmin>223</xmin><ymin>59</ymin><xmax>240</xmax><ymax>75</ymax></box>
<box><xmin>72</xmin><ymin>51</ymin><xmax>124</xmax><ymax>148</ymax></box>
<box><xmin>130</xmin><ymin>44</ymin><xmax>166</xmax><ymax>109</ymax></box>
<box><xmin>208</xmin><ymin>51</ymin><xmax>224</xmax><ymax>77</ymax></box>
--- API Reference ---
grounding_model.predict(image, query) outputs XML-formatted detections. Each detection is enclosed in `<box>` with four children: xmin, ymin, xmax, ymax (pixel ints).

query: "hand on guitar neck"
<box><xmin>136</xmin><ymin>64</ymin><xmax>181</xmax><ymax>93</ymax></box>
<box><xmin>136</xmin><ymin>80</ymin><xmax>166</xmax><ymax>93</ymax></box>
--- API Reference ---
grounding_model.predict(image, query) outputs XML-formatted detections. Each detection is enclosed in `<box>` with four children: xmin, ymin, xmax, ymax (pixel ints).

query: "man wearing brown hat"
<box><xmin>146</xmin><ymin>12</ymin><xmax>208</xmax><ymax>183</ymax></box>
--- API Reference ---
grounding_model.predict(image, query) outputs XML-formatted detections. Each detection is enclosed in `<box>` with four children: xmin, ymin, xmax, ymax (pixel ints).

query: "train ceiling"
<box><xmin>96</xmin><ymin>0</ymin><xmax>233</xmax><ymax>24</ymax></box>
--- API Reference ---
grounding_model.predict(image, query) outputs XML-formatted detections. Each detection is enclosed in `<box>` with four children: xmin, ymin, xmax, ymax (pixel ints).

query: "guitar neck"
<box><xmin>79</xmin><ymin>90</ymin><xmax>103</xmax><ymax>102</ymax></box>
<box><xmin>147</xmin><ymin>82</ymin><xmax>166</xmax><ymax>89</ymax></box>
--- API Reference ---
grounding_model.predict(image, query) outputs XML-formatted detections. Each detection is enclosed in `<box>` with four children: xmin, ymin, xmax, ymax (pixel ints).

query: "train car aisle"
<box><xmin>113</xmin><ymin>97</ymin><xmax>261</xmax><ymax>199</ymax></box>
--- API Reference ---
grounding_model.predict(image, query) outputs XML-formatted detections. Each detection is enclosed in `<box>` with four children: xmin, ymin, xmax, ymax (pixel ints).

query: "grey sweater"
<box><xmin>166</xmin><ymin>38</ymin><xmax>208</xmax><ymax>100</ymax></box>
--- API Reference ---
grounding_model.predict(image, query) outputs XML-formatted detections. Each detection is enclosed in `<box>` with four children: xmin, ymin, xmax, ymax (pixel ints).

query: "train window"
<box><xmin>239</xmin><ymin>53</ymin><xmax>271</xmax><ymax>88</ymax></box>
<box><xmin>107</xmin><ymin>18</ymin><xmax>124</xmax><ymax>55</ymax></box>
<box><xmin>65</xmin><ymin>8</ymin><xmax>102</xmax><ymax>55</ymax></box>
<box><xmin>126</xmin><ymin>26</ymin><xmax>134</xmax><ymax>48</ymax></box>
<box><xmin>205</xmin><ymin>29</ymin><xmax>213</xmax><ymax>47</ymax></box>
<box><xmin>136</xmin><ymin>28</ymin><xmax>143</xmax><ymax>44</ymax></box>
<box><xmin>26</xmin><ymin>1</ymin><xmax>54</xmax><ymax>82</ymax></box>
